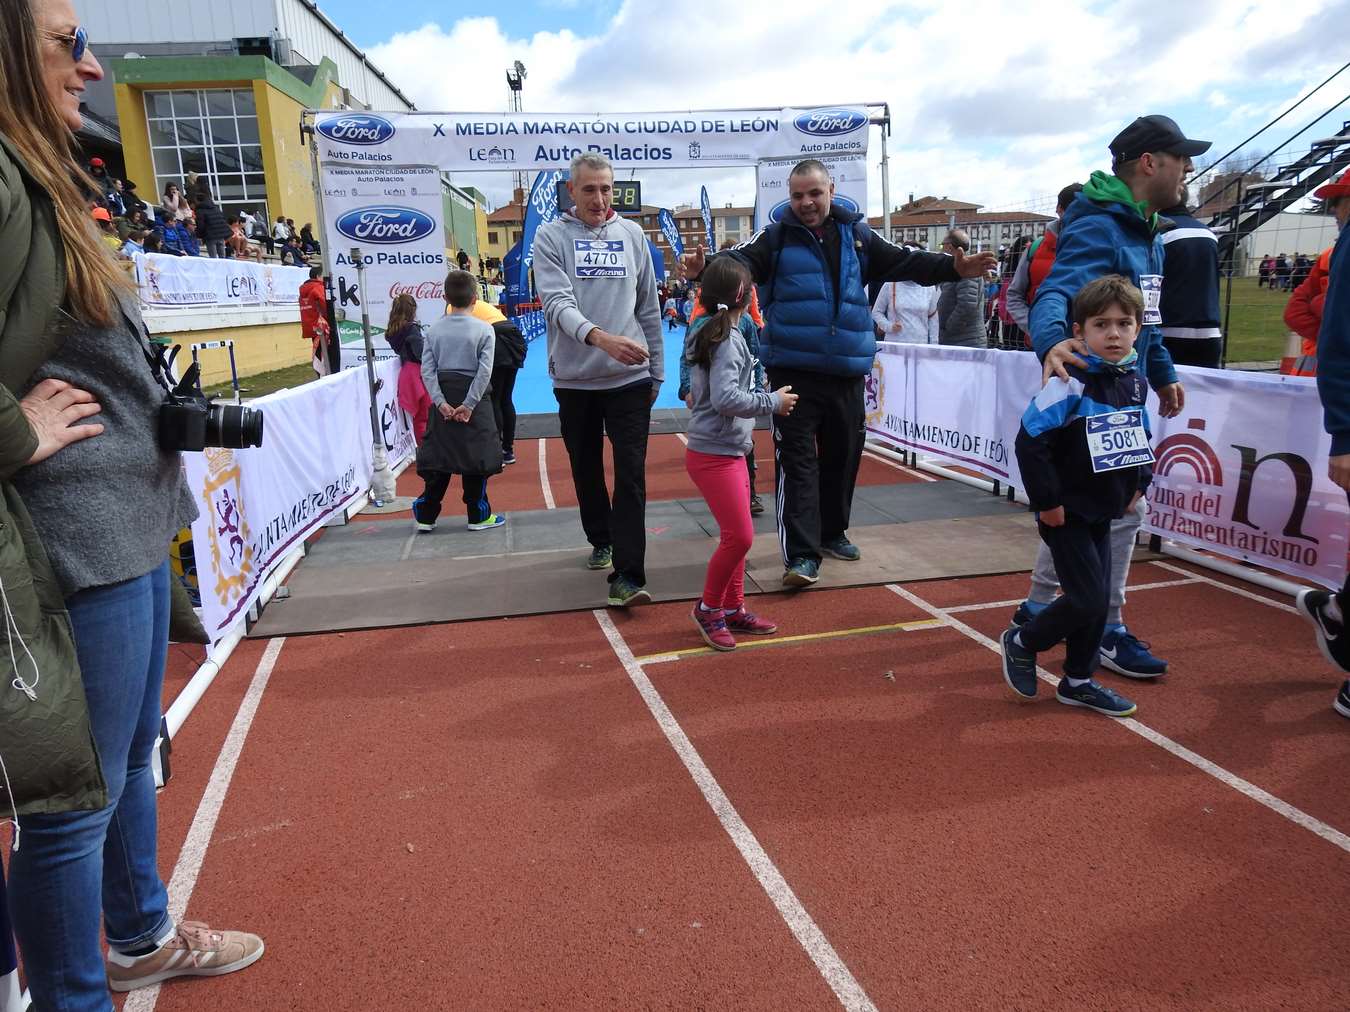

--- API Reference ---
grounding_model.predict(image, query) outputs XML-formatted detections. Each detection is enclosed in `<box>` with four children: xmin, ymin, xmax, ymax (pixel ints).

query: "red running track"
<box><xmin>121</xmin><ymin>560</ymin><xmax>1346</xmax><ymax>1011</ymax></box>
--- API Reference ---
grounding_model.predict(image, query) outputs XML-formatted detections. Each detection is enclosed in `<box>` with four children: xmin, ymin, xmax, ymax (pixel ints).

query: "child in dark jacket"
<box><xmin>1002</xmin><ymin>275</ymin><xmax>1154</xmax><ymax>717</ymax></box>
<box><xmin>684</xmin><ymin>257</ymin><xmax>797</xmax><ymax>651</ymax></box>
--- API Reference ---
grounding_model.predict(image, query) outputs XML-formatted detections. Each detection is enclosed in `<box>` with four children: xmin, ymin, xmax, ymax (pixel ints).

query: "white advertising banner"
<box><xmin>865</xmin><ymin>344</ymin><xmax>1346</xmax><ymax>588</ymax></box>
<box><xmin>313</xmin><ymin>107</ymin><xmax>872</xmax><ymax>173</ymax></box>
<box><xmin>320</xmin><ymin>164</ymin><xmax>448</xmax><ymax>369</ymax></box>
<box><xmin>134</xmin><ymin>253</ymin><xmax>308</xmax><ymax>309</ymax></box>
<box><xmin>755</xmin><ymin>153</ymin><xmax>869</xmax><ymax>230</ymax></box>
<box><xmin>183</xmin><ymin>359</ymin><xmax>412</xmax><ymax>639</ymax></box>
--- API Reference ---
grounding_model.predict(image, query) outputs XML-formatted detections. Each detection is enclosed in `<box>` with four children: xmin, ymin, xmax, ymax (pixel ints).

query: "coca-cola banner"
<box><xmin>866</xmin><ymin>343</ymin><xmax>1346</xmax><ymax>589</ymax></box>
<box><xmin>320</xmin><ymin>163</ymin><xmax>448</xmax><ymax>367</ymax></box>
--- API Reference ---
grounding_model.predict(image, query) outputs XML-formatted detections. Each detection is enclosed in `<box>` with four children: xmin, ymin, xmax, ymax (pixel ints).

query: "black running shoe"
<box><xmin>1296</xmin><ymin>589</ymin><xmax>1350</xmax><ymax>673</ymax></box>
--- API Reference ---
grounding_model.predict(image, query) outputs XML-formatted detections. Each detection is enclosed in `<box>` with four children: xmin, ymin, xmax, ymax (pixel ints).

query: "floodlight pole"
<box><xmin>350</xmin><ymin>245</ymin><xmax>397</xmax><ymax>505</ymax></box>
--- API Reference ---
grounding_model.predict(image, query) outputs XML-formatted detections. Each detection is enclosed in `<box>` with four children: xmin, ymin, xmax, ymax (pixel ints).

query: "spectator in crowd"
<box><xmin>175</xmin><ymin>215</ymin><xmax>201</xmax><ymax>257</ymax></box>
<box><xmin>1</xmin><ymin>2</ymin><xmax>265</xmax><ymax>1004</ymax></box>
<box><xmin>155</xmin><ymin>208</ymin><xmax>186</xmax><ymax>255</ymax></box>
<box><xmin>248</xmin><ymin>210</ymin><xmax>273</xmax><ymax>255</ymax></box>
<box><xmin>86</xmin><ymin>153</ymin><xmax>107</xmax><ymax>184</ymax></box>
<box><xmin>298</xmin><ymin>266</ymin><xmax>331</xmax><ymax>377</ymax></box>
<box><xmin>1006</xmin><ymin>183</ymin><xmax>1083</xmax><ymax>342</ymax></box>
<box><xmin>1258</xmin><ymin>254</ymin><xmax>1275</xmax><ymax>288</ymax></box>
<box><xmin>120</xmin><ymin>179</ymin><xmax>145</xmax><ymax>216</ymax></box>
<box><xmin>279</xmin><ymin>232</ymin><xmax>307</xmax><ymax>267</ymax></box>
<box><xmin>193</xmin><ymin>188</ymin><xmax>231</xmax><ymax>259</ymax></box>
<box><xmin>476</xmin><ymin>300</ymin><xmax>527</xmax><ymax>466</ymax></box>
<box><xmin>91</xmin><ymin>205</ymin><xmax>120</xmax><ymax>251</ymax></box>
<box><xmin>286</xmin><ymin>217</ymin><xmax>298</xmax><ymax>240</ymax></box>
<box><xmin>160</xmin><ymin>180</ymin><xmax>187</xmax><ymax>222</ymax></box>
<box><xmin>1014</xmin><ymin>113</ymin><xmax>1200</xmax><ymax>680</ymax></box>
<box><xmin>102</xmin><ymin>175</ymin><xmax>125</xmax><ymax>217</ymax></box>
<box><xmin>535</xmin><ymin>151</ymin><xmax>664</xmax><ymax>606</ymax></box>
<box><xmin>239</xmin><ymin>206</ymin><xmax>257</xmax><ymax>236</ymax></box>
<box><xmin>457</xmin><ymin>248</ymin><xmax>471</xmax><ymax>272</ymax></box>
<box><xmin>1158</xmin><ymin>184</ymin><xmax>1222</xmax><ymax>368</ymax></box>
<box><xmin>871</xmin><ymin>245</ymin><xmax>940</xmax><ymax>345</ymax></box>
<box><xmin>479</xmin><ymin>256</ymin><xmax>486</xmax><ymax>275</ymax></box>
<box><xmin>1283</xmin><ymin>168</ymin><xmax>1350</xmax><ymax>377</ymax></box>
<box><xmin>682</xmin><ymin>159</ymin><xmax>993</xmax><ymax>587</ymax></box>
<box><xmin>119</xmin><ymin>227</ymin><xmax>147</xmax><ymax>258</ymax></box>
<box><xmin>299</xmin><ymin>223</ymin><xmax>320</xmax><ymax>255</ymax></box>
<box><xmin>117</xmin><ymin>205</ymin><xmax>148</xmax><ymax>241</ymax></box>
<box><xmin>272</xmin><ymin>214</ymin><xmax>291</xmax><ymax>245</ymax></box>
<box><xmin>385</xmin><ymin>292</ymin><xmax>430</xmax><ymax>440</ymax></box>
<box><xmin>937</xmin><ymin>229</ymin><xmax>988</xmax><ymax>347</ymax></box>
<box><xmin>413</xmin><ymin>270</ymin><xmax>506</xmax><ymax>533</ymax></box>
<box><xmin>1294</xmin><ymin>174</ymin><xmax>1350</xmax><ymax>717</ymax></box>
<box><xmin>226</xmin><ymin>215</ymin><xmax>262</xmax><ymax>262</ymax></box>
<box><xmin>142</xmin><ymin>230</ymin><xmax>162</xmax><ymax>254</ymax></box>
<box><xmin>1275</xmin><ymin>253</ymin><xmax>1293</xmax><ymax>291</ymax></box>
<box><xmin>1293</xmin><ymin>252</ymin><xmax>1313</xmax><ymax>289</ymax></box>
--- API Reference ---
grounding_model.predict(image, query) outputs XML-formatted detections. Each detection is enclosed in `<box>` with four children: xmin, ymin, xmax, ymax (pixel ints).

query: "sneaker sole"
<box><xmin>1099</xmin><ymin>655</ymin><xmax>1167</xmax><ymax>679</ymax></box>
<box><xmin>608</xmin><ymin>589</ymin><xmax>652</xmax><ymax>608</ymax></box>
<box><xmin>414</xmin><ymin>523</ymin><xmax>435</xmax><ymax>532</ymax></box>
<box><xmin>1296</xmin><ymin>589</ymin><xmax>1348</xmax><ymax>673</ymax></box>
<box><xmin>1000</xmin><ymin>636</ymin><xmax>1037</xmax><ymax>701</ymax></box>
<box><xmin>586</xmin><ymin>558</ymin><xmax>614</xmax><ymax>571</ymax></box>
<box><xmin>1056</xmin><ymin>693</ymin><xmax>1136</xmax><ymax>717</ymax></box>
<box><xmin>107</xmin><ymin>942</ymin><xmax>266</xmax><ymax>991</ymax></box>
<box><xmin>467</xmin><ymin>520</ymin><xmax>506</xmax><ymax>531</ymax></box>
<box><xmin>781</xmin><ymin>571</ymin><xmax>819</xmax><ymax>588</ymax></box>
<box><xmin>1335</xmin><ymin>695</ymin><xmax>1350</xmax><ymax>719</ymax></box>
<box><xmin>691</xmin><ymin>613</ymin><xmax>736</xmax><ymax>651</ymax></box>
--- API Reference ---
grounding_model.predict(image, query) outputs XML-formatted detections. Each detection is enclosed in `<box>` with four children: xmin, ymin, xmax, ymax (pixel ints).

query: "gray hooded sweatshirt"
<box><xmin>685</xmin><ymin>319</ymin><xmax>783</xmax><ymax>456</ymax></box>
<box><xmin>533</xmin><ymin>210</ymin><xmax>664</xmax><ymax>391</ymax></box>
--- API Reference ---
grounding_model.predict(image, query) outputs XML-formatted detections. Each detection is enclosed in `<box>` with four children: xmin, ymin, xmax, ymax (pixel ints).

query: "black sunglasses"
<box><xmin>42</xmin><ymin>26</ymin><xmax>88</xmax><ymax>63</ymax></box>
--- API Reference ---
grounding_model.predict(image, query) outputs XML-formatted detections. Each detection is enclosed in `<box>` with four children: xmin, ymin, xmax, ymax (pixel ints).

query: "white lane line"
<box><xmin>538</xmin><ymin>437</ymin><xmax>556</xmax><ymax>511</ymax></box>
<box><xmin>675</xmin><ymin>433</ymin><xmax>689</xmax><ymax>446</ymax></box>
<box><xmin>124</xmin><ymin>637</ymin><xmax>286</xmax><ymax>1012</ymax></box>
<box><xmin>861</xmin><ymin>449</ymin><xmax>937</xmax><ymax>482</ymax></box>
<box><xmin>943</xmin><ymin>577</ymin><xmax>1202</xmax><ymax>615</ymax></box>
<box><xmin>1151</xmin><ymin>560</ymin><xmax>1298</xmax><ymax>614</ymax></box>
<box><xmin>885</xmin><ymin>583</ymin><xmax>1350</xmax><ymax>855</ymax></box>
<box><xmin>399</xmin><ymin>532</ymin><xmax>418</xmax><ymax>561</ymax></box>
<box><xmin>593</xmin><ymin>610</ymin><xmax>877</xmax><ymax>1012</ymax></box>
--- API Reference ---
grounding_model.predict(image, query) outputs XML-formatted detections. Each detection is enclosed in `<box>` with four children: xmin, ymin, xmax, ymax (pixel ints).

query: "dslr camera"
<box><xmin>157</xmin><ymin>359</ymin><xmax>264</xmax><ymax>452</ymax></box>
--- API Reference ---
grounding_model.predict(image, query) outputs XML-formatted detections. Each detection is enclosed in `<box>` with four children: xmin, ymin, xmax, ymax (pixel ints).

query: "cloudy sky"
<box><xmin>319</xmin><ymin>0</ymin><xmax>1350</xmax><ymax>215</ymax></box>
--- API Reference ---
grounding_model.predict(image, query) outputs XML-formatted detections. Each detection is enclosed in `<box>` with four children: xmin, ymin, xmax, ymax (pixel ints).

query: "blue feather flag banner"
<box><xmin>657</xmin><ymin>208</ymin><xmax>683</xmax><ymax>259</ymax></box>
<box><xmin>699</xmin><ymin>186</ymin><xmax>714</xmax><ymax>250</ymax></box>
<box><xmin>518</xmin><ymin>169</ymin><xmax>564</xmax><ymax>300</ymax></box>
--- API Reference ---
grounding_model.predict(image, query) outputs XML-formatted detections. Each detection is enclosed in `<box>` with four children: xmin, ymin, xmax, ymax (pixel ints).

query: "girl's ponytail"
<box><xmin>690</xmin><ymin>257</ymin><xmax>753</xmax><ymax>369</ymax></box>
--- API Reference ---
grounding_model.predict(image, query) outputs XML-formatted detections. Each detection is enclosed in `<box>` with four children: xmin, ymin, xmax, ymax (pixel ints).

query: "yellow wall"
<box><xmin>254</xmin><ymin>79</ymin><xmax>335</xmax><ymax>232</ymax></box>
<box><xmin>113</xmin><ymin>84</ymin><xmax>154</xmax><ymax>201</ymax></box>
<box><xmin>475</xmin><ymin>205</ymin><xmax>490</xmax><ymax>262</ymax></box>
<box><xmin>147</xmin><ymin>319</ymin><xmax>310</xmax><ymax>386</ymax></box>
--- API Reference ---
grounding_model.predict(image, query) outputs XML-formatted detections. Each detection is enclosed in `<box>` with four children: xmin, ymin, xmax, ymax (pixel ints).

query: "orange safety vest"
<box><xmin>1025</xmin><ymin>228</ymin><xmax>1058</xmax><ymax>305</ymax></box>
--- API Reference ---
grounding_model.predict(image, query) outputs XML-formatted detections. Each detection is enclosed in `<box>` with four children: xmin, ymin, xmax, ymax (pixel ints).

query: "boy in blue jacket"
<box><xmin>1003</xmin><ymin>276</ymin><xmax>1154</xmax><ymax>717</ymax></box>
<box><xmin>1295</xmin><ymin>216</ymin><xmax>1350</xmax><ymax>718</ymax></box>
<box><xmin>1011</xmin><ymin>114</ymin><xmax>1207</xmax><ymax>680</ymax></box>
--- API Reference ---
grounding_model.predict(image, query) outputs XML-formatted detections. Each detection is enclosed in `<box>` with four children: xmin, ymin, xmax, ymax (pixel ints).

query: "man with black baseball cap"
<box><xmin>1009</xmin><ymin>114</ymin><xmax>1211</xmax><ymax>682</ymax></box>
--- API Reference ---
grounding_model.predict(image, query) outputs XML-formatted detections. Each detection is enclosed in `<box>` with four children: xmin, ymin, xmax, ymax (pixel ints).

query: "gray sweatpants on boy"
<box><xmin>1027</xmin><ymin>497</ymin><xmax>1146</xmax><ymax>626</ymax></box>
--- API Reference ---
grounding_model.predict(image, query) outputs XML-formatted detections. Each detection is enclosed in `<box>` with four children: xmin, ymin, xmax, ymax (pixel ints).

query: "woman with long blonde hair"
<box><xmin>0</xmin><ymin>2</ymin><xmax>263</xmax><ymax>1005</ymax></box>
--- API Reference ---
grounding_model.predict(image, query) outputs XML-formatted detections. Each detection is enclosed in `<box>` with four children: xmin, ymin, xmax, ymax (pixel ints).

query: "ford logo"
<box><xmin>335</xmin><ymin>206</ymin><xmax>436</xmax><ymax>244</ymax></box>
<box><xmin>767</xmin><ymin>194</ymin><xmax>860</xmax><ymax>224</ymax></box>
<box><xmin>1107</xmin><ymin>412</ymin><xmax>1129</xmax><ymax>425</ymax></box>
<box><xmin>318</xmin><ymin>114</ymin><xmax>395</xmax><ymax>146</ymax></box>
<box><xmin>794</xmin><ymin>109</ymin><xmax>867</xmax><ymax>137</ymax></box>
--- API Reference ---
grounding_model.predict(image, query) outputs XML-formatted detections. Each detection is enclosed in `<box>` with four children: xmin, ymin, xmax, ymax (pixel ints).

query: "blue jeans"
<box><xmin>8</xmin><ymin>564</ymin><xmax>173</xmax><ymax>1011</ymax></box>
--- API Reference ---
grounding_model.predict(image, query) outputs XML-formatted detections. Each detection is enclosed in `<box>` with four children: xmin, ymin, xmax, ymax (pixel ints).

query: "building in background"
<box><xmin>870</xmin><ymin>195</ymin><xmax>1054</xmax><ymax>250</ymax></box>
<box><xmin>442</xmin><ymin>180</ymin><xmax>487</xmax><ymax>267</ymax></box>
<box><xmin>484</xmin><ymin>191</ymin><xmax>526</xmax><ymax>266</ymax></box>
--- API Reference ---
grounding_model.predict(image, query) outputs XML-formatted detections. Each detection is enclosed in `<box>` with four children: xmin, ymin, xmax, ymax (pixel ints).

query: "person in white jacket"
<box><xmin>871</xmin><ymin>267</ymin><xmax>940</xmax><ymax>345</ymax></box>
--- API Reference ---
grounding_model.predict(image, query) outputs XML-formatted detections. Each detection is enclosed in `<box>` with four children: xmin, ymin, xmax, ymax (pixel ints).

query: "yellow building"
<box><xmin>110</xmin><ymin>54</ymin><xmax>349</xmax><ymax>231</ymax></box>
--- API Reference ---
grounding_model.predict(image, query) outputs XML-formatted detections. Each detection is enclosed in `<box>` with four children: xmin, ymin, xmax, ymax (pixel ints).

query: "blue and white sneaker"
<box><xmin>467</xmin><ymin>512</ymin><xmax>507</xmax><ymax>531</ymax></box>
<box><xmin>1000</xmin><ymin>628</ymin><xmax>1038</xmax><ymax>700</ymax></box>
<box><xmin>1100</xmin><ymin>626</ymin><xmax>1168</xmax><ymax>679</ymax></box>
<box><xmin>1056</xmin><ymin>678</ymin><xmax>1137</xmax><ymax>717</ymax></box>
<box><xmin>1009</xmin><ymin>599</ymin><xmax>1049</xmax><ymax>628</ymax></box>
<box><xmin>411</xmin><ymin>497</ymin><xmax>435</xmax><ymax>532</ymax></box>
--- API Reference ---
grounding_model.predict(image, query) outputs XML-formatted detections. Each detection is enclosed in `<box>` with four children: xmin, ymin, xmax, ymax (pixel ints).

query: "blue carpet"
<box><xmin>512</xmin><ymin>323</ymin><xmax>688</xmax><ymax>415</ymax></box>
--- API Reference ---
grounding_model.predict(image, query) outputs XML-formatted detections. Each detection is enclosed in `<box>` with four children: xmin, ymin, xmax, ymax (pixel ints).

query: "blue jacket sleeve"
<box><xmin>1317</xmin><ymin>230</ymin><xmax>1350</xmax><ymax>455</ymax></box>
<box><xmin>678</xmin><ymin>340</ymin><xmax>691</xmax><ymax>399</ymax></box>
<box><xmin>1028</xmin><ymin>216</ymin><xmax>1118</xmax><ymax>360</ymax></box>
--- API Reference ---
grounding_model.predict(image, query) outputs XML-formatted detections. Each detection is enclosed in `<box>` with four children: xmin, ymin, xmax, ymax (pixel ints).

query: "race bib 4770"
<box><xmin>573</xmin><ymin>239</ymin><xmax>629</xmax><ymax>279</ymax></box>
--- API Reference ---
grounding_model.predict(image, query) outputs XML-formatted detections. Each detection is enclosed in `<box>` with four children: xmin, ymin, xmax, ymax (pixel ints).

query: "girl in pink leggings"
<box><xmin>684</xmin><ymin>258</ymin><xmax>798</xmax><ymax>650</ymax></box>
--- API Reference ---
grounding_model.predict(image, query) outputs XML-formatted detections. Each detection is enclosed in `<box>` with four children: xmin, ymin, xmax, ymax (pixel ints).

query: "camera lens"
<box><xmin>205</xmin><ymin>404</ymin><xmax>265</xmax><ymax>449</ymax></box>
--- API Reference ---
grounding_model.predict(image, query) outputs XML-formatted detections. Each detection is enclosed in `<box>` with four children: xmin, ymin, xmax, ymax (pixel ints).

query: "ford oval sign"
<box><xmin>768</xmin><ymin>194</ymin><xmax>859</xmax><ymax>224</ymax></box>
<box><xmin>317</xmin><ymin>114</ymin><xmax>395</xmax><ymax>146</ymax></box>
<box><xmin>794</xmin><ymin>109</ymin><xmax>867</xmax><ymax>137</ymax></box>
<box><xmin>335</xmin><ymin>207</ymin><xmax>435</xmax><ymax>244</ymax></box>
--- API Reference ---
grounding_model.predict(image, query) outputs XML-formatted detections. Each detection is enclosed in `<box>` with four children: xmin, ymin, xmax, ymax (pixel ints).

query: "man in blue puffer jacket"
<box><xmin>681</xmin><ymin>160</ymin><xmax>995</xmax><ymax>586</ymax></box>
<box><xmin>1012</xmin><ymin>114</ymin><xmax>1207</xmax><ymax>680</ymax></box>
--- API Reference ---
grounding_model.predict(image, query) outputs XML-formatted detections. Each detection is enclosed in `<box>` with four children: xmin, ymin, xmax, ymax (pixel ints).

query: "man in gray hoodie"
<box><xmin>533</xmin><ymin>152</ymin><xmax>665</xmax><ymax>607</ymax></box>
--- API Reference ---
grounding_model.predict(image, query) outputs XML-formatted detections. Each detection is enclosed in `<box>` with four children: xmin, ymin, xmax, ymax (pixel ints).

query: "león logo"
<box><xmin>201</xmin><ymin>448</ymin><xmax>254</xmax><ymax>610</ymax></box>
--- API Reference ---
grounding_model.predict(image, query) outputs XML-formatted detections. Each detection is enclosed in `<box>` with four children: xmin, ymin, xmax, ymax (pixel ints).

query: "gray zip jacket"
<box><xmin>937</xmin><ymin>277</ymin><xmax>987</xmax><ymax>348</ymax></box>
<box><xmin>421</xmin><ymin>312</ymin><xmax>494</xmax><ymax>410</ymax></box>
<box><xmin>686</xmin><ymin>321</ymin><xmax>782</xmax><ymax>456</ymax></box>
<box><xmin>534</xmin><ymin>210</ymin><xmax>664</xmax><ymax>390</ymax></box>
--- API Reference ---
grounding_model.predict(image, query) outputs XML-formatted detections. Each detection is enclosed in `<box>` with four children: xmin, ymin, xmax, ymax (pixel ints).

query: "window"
<box><xmin>143</xmin><ymin>88</ymin><xmax>266</xmax><ymax>223</ymax></box>
<box><xmin>488</xmin><ymin>230</ymin><xmax>499</xmax><ymax>245</ymax></box>
<box><xmin>512</xmin><ymin>230</ymin><xmax>522</xmax><ymax>244</ymax></box>
<box><xmin>1002</xmin><ymin>225</ymin><xmax>1012</xmax><ymax>239</ymax></box>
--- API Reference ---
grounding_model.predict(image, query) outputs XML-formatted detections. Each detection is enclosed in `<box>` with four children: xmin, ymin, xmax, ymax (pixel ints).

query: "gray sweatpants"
<box><xmin>1027</xmin><ymin>497</ymin><xmax>1145</xmax><ymax>626</ymax></box>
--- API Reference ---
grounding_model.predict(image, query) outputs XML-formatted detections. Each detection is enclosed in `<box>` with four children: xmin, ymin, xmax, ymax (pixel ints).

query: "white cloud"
<box><xmin>366</xmin><ymin>0</ymin><xmax>1347</xmax><ymax>215</ymax></box>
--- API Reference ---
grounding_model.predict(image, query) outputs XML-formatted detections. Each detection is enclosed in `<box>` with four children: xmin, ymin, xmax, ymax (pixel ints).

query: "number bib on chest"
<box><xmin>574</xmin><ymin>239</ymin><xmax>629</xmax><ymax>279</ymax></box>
<box><xmin>1086</xmin><ymin>408</ymin><xmax>1155</xmax><ymax>473</ymax></box>
<box><xmin>1139</xmin><ymin>274</ymin><xmax>1163</xmax><ymax>326</ymax></box>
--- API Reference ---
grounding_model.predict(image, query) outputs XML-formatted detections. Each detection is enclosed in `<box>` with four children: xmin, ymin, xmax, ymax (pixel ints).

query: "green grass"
<box><xmin>203</xmin><ymin>362</ymin><xmax>317</xmax><ymax>401</ymax></box>
<box><xmin>1221</xmin><ymin>276</ymin><xmax>1296</xmax><ymax>364</ymax></box>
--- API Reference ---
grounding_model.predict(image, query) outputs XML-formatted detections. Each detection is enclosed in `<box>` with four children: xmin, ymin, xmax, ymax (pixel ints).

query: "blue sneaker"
<box><xmin>782</xmin><ymin>557</ymin><xmax>820</xmax><ymax>588</ymax></box>
<box><xmin>821</xmin><ymin>536</ymin><xmax>861</xmax><ymax>561</ymax></box>
<box><xmin>607</xmin><ymin>576</ymin><xmax>652</xmax><ymax>608</ymax></box>
<box><xmin>1099</xmin><ymin>626</ymin><xmax>1168</xmax><ymax>679</ymax></box>
<box><xmin>1009</xmin><ymin>600</ymin><xmax>1049</xmax><ymax>628</ymax></box>
<box><xmin>1056</xmin><ymin>678</ymin><xmax>1137</xmax><ymax>717</ymax></box>
<box><xmin>467</xmin><ymin>512</ymin><xmax>507</xmax><ymax>531</ymax></box>
<box><xmin>1000</xmin><ymin>628</ymin><xmax>1038</xmax><ymax>700</ymax></box>
<box><xmin>411</xmin><ymin>496</ymin><xmax>435</xmax><ymax>532</ymax></box>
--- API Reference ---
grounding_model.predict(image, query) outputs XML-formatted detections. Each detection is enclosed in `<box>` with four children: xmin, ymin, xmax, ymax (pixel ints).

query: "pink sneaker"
<box><xmin>691</xmin><ymin>604</ymin><xmax>736</xmax><ymax>651</ymax></box>
<box><xmin>724</xmin><ymin>606</ymin><xmax>778</xmax><ymax>636</ymax></box>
